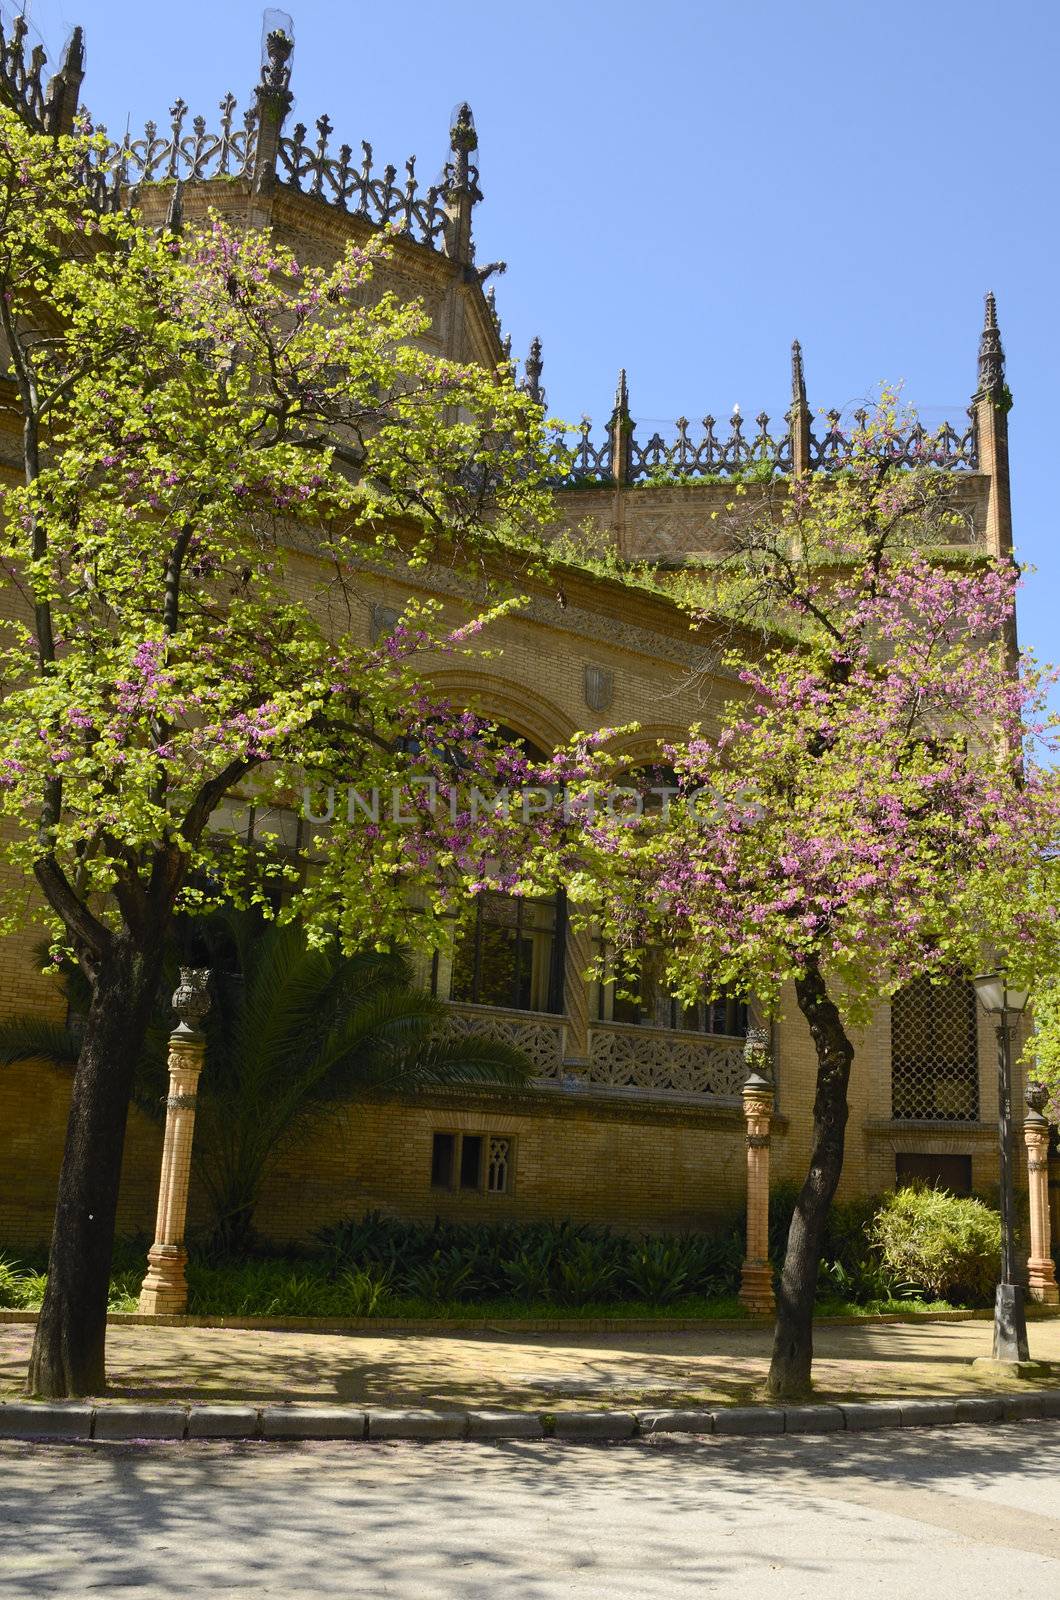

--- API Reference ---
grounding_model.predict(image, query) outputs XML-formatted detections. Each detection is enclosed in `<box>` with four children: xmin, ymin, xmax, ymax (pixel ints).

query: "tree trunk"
<box><xmin>27</xmin><ymin>937</ymin><xmax>163</xmax><ymax>1398</ymax></box>
<box><xmin>766</xmin><ymin>957</ymin><xmax>854</xmax><ymax>1402</ymax></box>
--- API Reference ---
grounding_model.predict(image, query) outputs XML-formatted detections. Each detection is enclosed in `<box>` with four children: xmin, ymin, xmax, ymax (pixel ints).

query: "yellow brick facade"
<box><xmin>0</xmin><ymin>52</ymin><xmax>1024</xmax><ymax>1251</ymax></box>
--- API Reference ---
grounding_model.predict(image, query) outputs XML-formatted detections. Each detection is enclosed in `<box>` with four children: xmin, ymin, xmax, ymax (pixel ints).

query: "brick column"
<box><xmin>1024</xmin><ymin>1084</ymin><xmax>1059</xmax><ymax>1306</ymax></box>
<box><xmin>738</xmin><ymin>1028</ymin><xmax>775</xmax><ymax>1316</ymax></box>
<box><xmin>138</xmin><ymin>969</ymin><xmax>211</xmax><ymax>1316</ymax></box>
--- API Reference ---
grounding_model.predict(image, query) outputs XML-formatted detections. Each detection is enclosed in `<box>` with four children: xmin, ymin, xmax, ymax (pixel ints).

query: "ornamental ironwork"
<box><xmin>119</xmin><ymin>94</ymin><xmax>259</xmax><ymax>184</ymax></box>
<box><xmin>276</xmin><ymin>123</ymin><xmax>448</xmax><ymax>245</ymax></box>
<box><xmin>0</xmin><ymin>13</ymin><xmax>997</xmax><ymax>477</ymax></box>
<box><xmin>890</xmin><ymin>977</ymin><xmax>979</xmax><ymax>1122</ymax></box>
<box><xmin>551</xmin><ymin>402</ymin><xmax>978</xmax><ymax>486</ymax></box>
<box><xmin>0</xmin><ymin>13</ymin><xmax>475</xmax><ymax>254</ymax></box>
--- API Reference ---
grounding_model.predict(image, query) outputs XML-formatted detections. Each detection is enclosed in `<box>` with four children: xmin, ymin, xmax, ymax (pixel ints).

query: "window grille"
<box><xmin>487</xmin><ymin>1137</ymin><xmax>511</xmax><ymax>1194</ymax></box>
<box><xmin>891</xmin><ymin>977</ymin><xmax>979</xmax><ymax>1121</ymax></box>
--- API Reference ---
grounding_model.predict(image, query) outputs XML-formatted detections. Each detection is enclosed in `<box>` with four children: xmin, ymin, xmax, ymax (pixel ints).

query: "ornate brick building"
<box><xmin>0</xmin><ymin>15</ymin><xmax>1029</xmax><ymax>1246</ymax></box>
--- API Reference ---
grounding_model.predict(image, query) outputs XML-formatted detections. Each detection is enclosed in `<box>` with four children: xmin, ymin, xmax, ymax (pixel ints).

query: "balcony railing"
<box><xmin>584</xmin><ymin>1020</ymin><xmax>746</xmax><ymax>1102</ymax></box>
<box><xmin>445</xmin><ymin>1004</ymin><xmax>746</xmax><ymax>1104</ymax></box>
<box><xmin>446</xmin><ymin>1002</ymin><xmax>566</xmax><ymax>1082</ymax></box>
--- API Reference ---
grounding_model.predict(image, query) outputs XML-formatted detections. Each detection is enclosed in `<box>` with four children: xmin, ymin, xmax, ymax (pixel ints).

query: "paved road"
<box><xmin>2</xmin><ymin>1423</ymin><xmax>1058</xmax><ymax>1597</ymax></box>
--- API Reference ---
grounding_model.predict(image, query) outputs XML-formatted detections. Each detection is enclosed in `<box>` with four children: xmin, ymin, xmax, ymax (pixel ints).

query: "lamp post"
<box><xmin>972</xmin><ymin>971</ymin><xmax>1030</xmax><ymax>1364</ymax></box>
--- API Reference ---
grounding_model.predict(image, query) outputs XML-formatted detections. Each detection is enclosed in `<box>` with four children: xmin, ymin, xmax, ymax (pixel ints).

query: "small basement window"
<box><xmin>431</xmin><ymin>1131</ymin><xmax>513</xmax><ymax>1195</ymax></box>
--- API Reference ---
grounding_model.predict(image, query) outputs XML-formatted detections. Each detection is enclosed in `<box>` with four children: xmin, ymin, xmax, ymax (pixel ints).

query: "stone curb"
<box><xmin>2</xmin><ymin>1392</ymin><xmax>1060</xmax><ymax>1445</ymax></box>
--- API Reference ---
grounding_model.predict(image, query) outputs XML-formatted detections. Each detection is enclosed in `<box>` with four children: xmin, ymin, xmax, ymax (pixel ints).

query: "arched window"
<box><xmin>890</xmin><ymin>977</ymin><xmax>979</xmax><ymax>1121</ymax></box>
<box><xmin>440</xmin><ymin>725</ymin><xmax>567</xmax><ymax>1015</ymax></box>
<box><xmin>591</xmin><ymin>760</ymin><xmax>748</xmax><ymax>1037</ymax></box>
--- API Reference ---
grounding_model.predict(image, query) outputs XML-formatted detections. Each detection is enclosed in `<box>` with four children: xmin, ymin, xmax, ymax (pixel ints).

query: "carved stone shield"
<box><xmin>369</xmin><ymin>603</ymin><xmax>400</xmax><ymax>642</ymax></box>
<box><xmin>583</xmin><ymin>664</ymin><xmax>614</xmax><ymax>712</ymax></box>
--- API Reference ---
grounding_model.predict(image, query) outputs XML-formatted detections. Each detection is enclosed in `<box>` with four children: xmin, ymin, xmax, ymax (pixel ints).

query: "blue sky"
<box><xmin>15</xmin><ymin>0</ymin><xmax>1060</xmax><ymax>704</ymax></box>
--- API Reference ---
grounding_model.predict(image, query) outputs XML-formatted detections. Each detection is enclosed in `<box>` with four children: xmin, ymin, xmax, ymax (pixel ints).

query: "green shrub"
<box><xmin>403</xmin><ymin>1248</ymin><xmax>475</xmax><ymax>1303</ymax></box>
<box><xmin>0</xmin><ymin>1254</ymin><xmax>34</xmax><ymax>1308</ymax></box>
<box><xmin>623</xmin><ymin>1237</ymin><xmax>696</xmax><ymax>1305</ymax></box>
<box><xmin>693</xmin><ymin>1227</ymin><xmax>745</xmax><ymax>1294</ymax></box>
<box><xmin>552</xmin><ymin>1237</ymin><xmax>620</xmax><ymax>1306</ymax></box>
<box><xmin>870</xmin><ymin>1186</ymin><xmax>1001</xmax><ymax>1304</ymax></box>
<box><xmin>765</xmin><ymin>1183</ymin><xmax>913</xmax><ymax>1305</ymax></box>
<box><xmin>187</xmin><ymin>1260</ymin><xmax>348</xmax><ymax>1318</ymax></box>
<box><xmin>342</xmin><ymin>1267</ymin><xmax>392</xmax><ymax>1318</ymax></box>
<box><xmin>316</xmin><ymin>1210</ymin><xmax>748</xmax><ymax>1309</ymax></box>
<box><xmin>501</xmin><ymin>1243</ymin><xmax>553</xmax><ymax>1303</ymax></box>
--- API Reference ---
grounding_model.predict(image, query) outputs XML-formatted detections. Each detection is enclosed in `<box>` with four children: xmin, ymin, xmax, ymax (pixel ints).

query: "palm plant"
<box><xmin>0</xmin><ymin>910</ymin><xmax>532</xmax><ymax>1254</ymax></box>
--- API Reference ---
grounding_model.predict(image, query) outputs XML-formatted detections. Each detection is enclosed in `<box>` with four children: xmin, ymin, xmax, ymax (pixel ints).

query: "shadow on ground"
<box><xmin>3</xmin><ymin>1318</ymin><xmax>1060</xmax><ymax>1409</ymax></box>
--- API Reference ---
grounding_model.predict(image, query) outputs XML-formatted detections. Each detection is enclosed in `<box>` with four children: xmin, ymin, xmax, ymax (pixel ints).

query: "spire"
<box><xmin>449</xmin><ymin>101</ymin><xmax>478</xmax><ymax>164</ymax></box>
<box><xmin>524</xmin><ymin>336</ymin><xmax>544</xmax><ymax>406</ymax></box>
<box><xmin>791</xmin><ymin>339</ymin><xmax>807</xmax><ymax>408</ymax></box>
<box><xmin>609</xmin><ymin>369</ymin><xmax>632</xmax><ymax>485</ymax></box>
<box><xmin>251</xmin><ymin>18</ymin><xmax>295</xmax><ymax>192</ymax></box>
<box><xmin>442</xmin><ymin>102</ymin><xmax>481</xmax><ymax>265</ymax></box>
<box><xmin>976</xmin><ymin>290</ymin><xmax>1005</xmax><ymax>398</ymax></box>
<box><xmin>60</xmin><ymin>24</ymin><xmax>85</xmax><ymax>79</ymax></box>
<box><xmin>44</xmin><ymin>24</ymin><xmax>86</xmax><ymax>137</ymax></box>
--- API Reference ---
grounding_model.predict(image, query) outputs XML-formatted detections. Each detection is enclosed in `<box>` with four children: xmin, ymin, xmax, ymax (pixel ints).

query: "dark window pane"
<box><xmin>450</xmin><ymin>892</ymin><xmax>561</xmax><ymax>1012</ymax></box>
<box><xmin>460</xmin><ymin>1135</ymin><xmax>483</xmax><ymax>1190</ymax></box>
<box><xmin>595</xmin><ymin>940</ymin><xmax>746</xmax><ymax>1035</ymax></box>
<box><xmin>895</xmin><ymin>1153</ymin><xmax>973</xmax><ymax>1196</ymax></box>
<box><xmin>431</xmin><ymin>1133</ymin><xmax>455</xmax><ymax>1189</ymax></box>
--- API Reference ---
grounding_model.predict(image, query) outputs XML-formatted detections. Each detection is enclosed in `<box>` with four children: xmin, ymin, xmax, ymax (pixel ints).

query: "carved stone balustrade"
<box><xmin>445</xmin><ymin>1006</ymin><xmax>747</xmax><ymax>1105</ymax></box>
<box><xmin>583</xmin><ymin>1021</ymin><xmax>747</xmax><ymax>1102</ymax></box>
<box><xmin>445</xmin><ymin>1002</ymin><xmax>566</xmax><ymax>1083</ymax></box>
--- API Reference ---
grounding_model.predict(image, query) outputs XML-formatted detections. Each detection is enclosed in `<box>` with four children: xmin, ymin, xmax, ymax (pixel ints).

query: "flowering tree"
<box><xmin>583</xmin><ymin>404</ymin><xmax>1060</xmax><ymax>1398</ymax></box>
<box><xmin>1023</xmin><ymin>980</ymin><xmax>1060</xmax><ymax>1105</ymax></box>
<box><xmin>0</xmin><ymin>109</ymin><xmax>581</xmax><ymax>1396</ymax></box>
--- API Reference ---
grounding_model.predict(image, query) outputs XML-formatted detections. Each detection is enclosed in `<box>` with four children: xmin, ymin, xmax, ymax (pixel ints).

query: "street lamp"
<box><xmin>972</xmin><ymin>971</ymin><xmax>1031</xmax><ymax>1364</ymax></box>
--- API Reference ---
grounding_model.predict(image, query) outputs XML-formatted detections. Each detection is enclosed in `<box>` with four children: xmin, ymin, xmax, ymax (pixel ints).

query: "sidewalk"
<box><xmin>4</xmin><ymin>1314</ymin><xmax>1060</xmax><ymax>1410</ymax></box>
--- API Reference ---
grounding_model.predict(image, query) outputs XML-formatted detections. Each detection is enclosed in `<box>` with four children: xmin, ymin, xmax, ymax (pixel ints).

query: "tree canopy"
<box><xmin>583</xmin><ymin>401</ymin><xmax>1060</xmax><ymax>1021</ymax></box>
<box><xmin>0</xmin><ymin>109</ymin><xmax>601</xmax><ymax>973</ymax></box>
